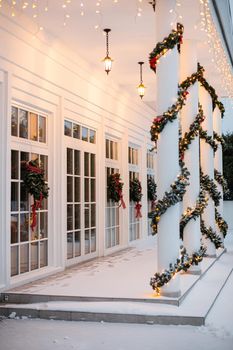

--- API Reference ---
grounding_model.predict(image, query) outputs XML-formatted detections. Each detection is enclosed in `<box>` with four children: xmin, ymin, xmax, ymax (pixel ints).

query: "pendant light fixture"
<box><xmin>137</xmin><ymin>61</ymin><xmax>146</xmax><ymax>99</ymax></box>
<box><xmin>102</xmin><ymin>28</ymin><xmax>113</xmax><ymax>74</ymax></box>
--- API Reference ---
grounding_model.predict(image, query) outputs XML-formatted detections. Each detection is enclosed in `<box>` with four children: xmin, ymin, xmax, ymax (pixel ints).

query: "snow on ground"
<box><xmin>0</xmin><ymin>233</ymin><xmax>232</xmax><ymax>350</ymax></box>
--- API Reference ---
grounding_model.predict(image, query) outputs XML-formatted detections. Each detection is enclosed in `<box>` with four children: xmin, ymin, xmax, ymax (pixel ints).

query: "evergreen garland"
<box><xmin>22</xmin><ymin>160</ymin><xmax>49</xmax><ymax>231</ymax></box>
<box><xmin>180</xmin><ymin>190</ymin><xmax>208</xmax><ymax>240</ymax></box>
<box><xmin>147</xmin><ymin>176</ymin><xmax>157</xmax><ymax>202</ymax></box>
<box><xmin>214</xmin><ymin>169</ymin><xmax>230</xmax><ymax>197</ymax></box>
<box><xmin>213</xmin><ymin>131</ymin><xmax>225</xmax><ymax>148</ymax></box>
<box><xmin>215</xmin><ymin>208</ymin><xmax>228</xmax><ymax>238</ymax></box>
<box><xmin>149</xmin><ymin>23</ymin><xmax>184</xmax><ymax>73</ymax></box>
<box><xmin>179</xmin><ymin>103</ymin><xmax>205</xmax><ymax>159</ymax></box>
<box><xmin>107</xmin><ymin>173</ymin><xmax>126</xmax><ymax>208</ymax></box>
<box><xmin>200</xmin><ymin>220</ymin><xmax>223</xmax><ymax>249</ymax></box>
<box><xmin>199</xmin><ymin>127</ymin><xmax>218</xmax><ymax>153</ymax></box>
<box><xmin>150</xmin><ymin>246</ymin><xmax>206</xmax><ymax>294</ymax></box>
<box><xmin>200</xmin><ymin>170</ymin><xmax>222</xmax><ymax>207</ymax></box>
<box><xmin>149</xmin><ymin>162</ymin><xmax>190</xmax><ymax>234</ymax></box>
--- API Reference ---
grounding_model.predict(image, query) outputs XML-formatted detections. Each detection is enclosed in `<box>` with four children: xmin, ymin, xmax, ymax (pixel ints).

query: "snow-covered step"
<box><xmin>0</xmin><ymin>250</ymin><xmax>232</xmax><ymax>326</ymax></box>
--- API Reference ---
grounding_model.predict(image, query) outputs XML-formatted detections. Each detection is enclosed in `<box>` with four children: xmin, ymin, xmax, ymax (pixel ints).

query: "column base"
<box><xmin>160</xmin><ymin>290</ymin><xmax>181</xmax><ymax>298</ymax></box>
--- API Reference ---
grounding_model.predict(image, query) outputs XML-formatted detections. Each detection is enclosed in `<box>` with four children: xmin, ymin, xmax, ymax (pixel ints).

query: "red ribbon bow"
<box><xmin>135</xmin><ymin>202</ymin><xmax>142</xmax><ymax>219</ymax></box>
<box><xmin>31</xmin><ymin>192</ymin><xmax>43</xmax><ymax>231</ymax></box>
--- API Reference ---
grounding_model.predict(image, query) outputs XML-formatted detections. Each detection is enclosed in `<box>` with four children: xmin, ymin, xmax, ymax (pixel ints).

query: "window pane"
<box><xmin>11</xmin><ymin>106</ymin><xmax>18</xmax><ymax>136</ymax></box>
<box><xmin>67</xmin><ymin>176</ymin><xmax>73</xmax><ymax>202</ymax></box>
<box><xmin>30</xmin><ymin>112</ymin><xmax>38</xmax><ymax>141</ymax></box>
<box><xmin>20</xmin><ymin>152</ymin><xmax>29</xmax><ymax>180</ymax></box>
<box><xmin>74</xmin><ymin>150</ymin><xmax>80</xmax><ymax>175</ymax></box>
<box><xmin>90</xmin><ymin>154</ymin><xmax>95</xmax><ymax>177</ymax></box>
<box><xmin>82</xmin><ymin>127</ymin><xmax>88</xmax><ymax>142</ymax></box>
<box><xmin>84</xmin><ymin>152</ymin><xmax>89</xmax><ymax>176</ymax></box>
<box><xmin>89</xmin><ymin>130</ymin><xmax>96</xmax><ymax>144</ymax></box>
<box><xmin>110</xmin><ymin>141</ymin><xmax>113</xmax><ymax>159</ymax></box>
<box><xmin>11</xmin><ymin>150</ymin><xmax>19</xmax><ymax>179</ymax></box>
<box><xmin>85</xmin><ymin>230</ymin><xmax>90</xmax><ymax>254</ymax></box>
<box><xmin>11</xmin><ymin>246</ymin><xmax>18</xmax><ymax>276</ymax></box>
<box><xmin>91</xmin><ymin>204</ymin><xmax>96</xmax><ymax>227</ymax></box>
<box><xmin>115</xmin><ymin>142</ymin><xmax>118</xmax><ymax>160</ymax></box>
<box><xmin>39</xmin><ymin>116</ymin><xmax>46</xmax><ymax>143</ymax></box>
<box><xmin>84</xmin><ymin>178</ymin><xmax>89</xmax><ymax>202</ymax></box>
<box><xmin>128</xmin><ymin>147</ymin><xmax>131</xmax><ymax>163</ymax></box>
<box><xmin>31</xmin><ymin>153</ymin><xmax>39</xmax><ymax>163</ymax></box>
<box><xmin>67</xmin><ymin>232</ymin><xmax>73</xmax><ymax>259</ymax></box>
<box><xmin>73</xmin><ymin>124</ymin><xmax>80</xmax><ymax>139</ymax></box>
<box><xmin>106</xmin><ymin>139</ymin><xmax>109</xmax><ymax>158</ymax></box>
<box><xmin>20</xmin><ymin>182</ymin><xmax>29</xmax><ymax>211</ymax></box>
<box><xmin>40</xmin><ymin>212</ymin><xmax>48</xmax><ymax>239</ymax></box>
<box><xmin>20</xmin><ymin>244</ymin><xmax>29</xmax><ymax>273</ymax></box>
<box><xmin>40</xmin><ymin>240</ymin><xmax>48</xmax><ymax>268</ymax></box>
<box><xmin>64</xmin><ymin>120</ymin><xmax>72</xmax><ymax>136</ymax></box>
<box><xmin>106</xmin><ymin>229</ymin><xmax>111</xmax><ymax>249</ymax></box>
<box><xmin>74</xmin><ymin>231</ymin><xmax>81</xmax><ymax>257</ymax></box>
<box><xmin>11</xmin><ymin>182</ymin><xmax>19</xmax><ymax>211</ymax></box>
<box><xmin>75</xmin><ymin>204</ymin><xmax>80</xmax><ymax>230</ymax></box>
<box><xmin>19</xmin><ymin>109</ymin><xmax>28</xmax><ymax>139</ymax></box>
<box><xmin>74</xmin><ymin>177</ymin><xmax>80</xmax><ymax>202</ymax></box>
<box><xmin>91</xmin><ymin>179</ymin><xmax>95</xmax><ymax>202</ymax></box>
<box><xmin>67</xmin><ymin>148</ymin><xmax>73</xmax><ymax>175</ymax></box>
<box><xmin>91</xmin><ymin>229</ymin><xmax>96</xmax><ymax>252</ymax></box>
<box><xmin>20</xmin><ymin>213</ymin><xmax>29</xmax><ymax>242</ymax></box>
<box><xmin>11</xmin><ymin>214</ymin><xmax>19</xmax><ymax>244</ymax></box>
<box><xmin>67</xmin><ymin>204</ymin><xmax>73</xmax><ymax>231</ymax></box>
<box><xmin>85</xmin><ymin>205</ymin><xmax>90</xmax><ymax>228</ymax></box>
<box><xmin>31</xmin><ymin>242</ymin><xmax>39</xmax><ymax>270</ymax></box>
<box><xmin>40</xmin><ymin>155</ymin><xmax>48</xmax><ymax>181</ymax></box>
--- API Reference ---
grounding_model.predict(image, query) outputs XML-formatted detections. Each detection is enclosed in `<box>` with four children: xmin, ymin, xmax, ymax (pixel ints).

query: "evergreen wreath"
<box><xmin>149</xmin><ymin>162</ymin><xmax>190</xmax><ymax>234</ymax></box>
<box><xmin>200</xmin><ymin>170</ymin><xmax>222</xmax><ymax>207</ymax></box>
<box><xmin>200</xmin><ymin>220</ymin><xmax>223</xmax><ymax>249</ymax></box>
<box><xmin>149</xmin><ymin>23</ymin><xmax>184</xmax><ymax>73</ymax></box>
<box><xmin>215</xmin><ymin>208</ymin><xmax>228</xmax><ymax>238</ymax></box>
<box><xmin>130</xmin><ymin>178</ymin><xmax>143</xmax><ymax>218</ymax></box>
<box><xmin>22</xmin><ymin>160</ymin><xmax>49</xmax><ymax>231</ymax></box>
<box><xmin>150</xmin><ymin>246</ymin><xmax>206</xmax><ymax>294</ymax></box>
<box><xmin>147</xmin><ymin>176</ymin><xmax>157</xmax><ymax>203</ymax></box>
<box><xmin>180</xmin><ymin>190</ymin><xmax>208</xmax><ymax>240</ymax></box>
<box><xmin>107</xmin><ymin>173</ymin><xmax>126</xmax><ymax>209</ymax></box>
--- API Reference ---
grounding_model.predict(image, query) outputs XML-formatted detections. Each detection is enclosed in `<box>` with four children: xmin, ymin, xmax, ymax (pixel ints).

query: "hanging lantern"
<box><xmin>102</xmin><ymin>28</ymin><xmax>113</xmax><ymax>74</ymax></box>
<box><xmin>137</xmin><ymin>61</ymin><xmax>146</xmax><ymax>99</ymax></box>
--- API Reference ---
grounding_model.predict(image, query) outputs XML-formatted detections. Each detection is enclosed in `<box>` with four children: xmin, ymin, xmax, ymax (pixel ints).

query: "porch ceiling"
<box><xmin>1</xmin><ymin>0</ymin><xmax>233</xmax><ymax>109</ymax></box>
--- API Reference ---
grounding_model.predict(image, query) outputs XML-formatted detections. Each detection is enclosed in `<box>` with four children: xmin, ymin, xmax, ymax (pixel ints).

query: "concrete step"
<box><xmin>0</xmin><ymin>249</ymin><xmax>232</xmax><ymax>326</ymax></box>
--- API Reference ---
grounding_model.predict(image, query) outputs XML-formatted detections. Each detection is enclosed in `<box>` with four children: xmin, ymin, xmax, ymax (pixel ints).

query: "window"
<box><xmin>10</xmin><ymin>151</ymin><xmax>48</xmax><ymax>276</ymax></box>
<box><xmin>147</xmin><ymin>150</ymin><xmax>156</xmax><ymax>235</ymax></box>
<box><xmin>106</xmin><ymin>139</ymin><xmax>118</xmax><ymax>160</ymax></box>
<box><xmin>66</xmin><ymin>148</ymin><xmax>96</xmax><ymax>260</ymax></box>
<box><xmin>147</xmin><ymin>151</ymin><xmax>154</xmax><ymax>170</ymax></box>
<box><xmin>105</xmin><ymin>167</ymin><xmax>120</xmax><ymax>249</ymax></box>
<box><xmin>11</xmin><ymin>106</ymin><xmax>46</xmax><ymax>143</ymax></box>
<box><xmin>128</xmin><ymin>146</ymin><xmax>138</xmax><ymax>165</ymax></box>
<box><xmin>64</xmin><ymin>119</ymin><xmax>96</xmax><ymax>144</ymax></box>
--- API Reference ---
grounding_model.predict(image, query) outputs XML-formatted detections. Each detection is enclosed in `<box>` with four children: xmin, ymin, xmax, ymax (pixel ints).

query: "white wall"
<box><xmin>0</xmin><ymin>14</ymin><xmax>155</xmax><ymax>290</ymax></box>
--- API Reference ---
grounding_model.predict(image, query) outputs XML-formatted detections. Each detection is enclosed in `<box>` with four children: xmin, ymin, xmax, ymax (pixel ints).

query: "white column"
<box><xmin>180</xmin><ymin>40</ymin><xmax>201</xmax><ymax>273</ymax></box>
<box><xmin>199</xmin><ymin>87</ymin><xmax>216</xmax><ymax>257</ymax></box>
<box><xmin>156</xmin><ymin>0</ymin><xmax>181</xmax><ymax>297</ymax></box>
<box><xmin>213</xmin><ymin>108</ymin><xmax>224</xmax><ymax>241</ymax></box>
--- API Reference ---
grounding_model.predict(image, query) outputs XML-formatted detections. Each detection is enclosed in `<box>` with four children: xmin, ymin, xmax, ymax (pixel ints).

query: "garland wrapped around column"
<box><xmin>214</xmin><ymin>169</ymin><xmax>230</xmax><ymax>197</ymax></box>
<box><xmin>200</xmin><ymin>220</ymin><xmax>223</xmax><ymax>249</ymax></box>
<box><xmin>107</xmin><ymin>173</ymin><xmax>126</xmax><ymax>209</ymax></box>
<box><xmin>150</xmin><ymin>246</ymin><xmax>206</xmax><ymax>294</ymax></box>
<box><xmin>180</xmin><ymin>190</ymin><xmax>208</xmax><ymax>240</ymax></box>
<box><xmin>147</xmin><ymin>176</ymin><xmax>157</xmax><ymax>209</ymax></box>
<box><xmin>199</xmin><ymin>127</ymin><xmax>218</xmax><ymax>153</ymax></box>
<box><xmin>149</xmin><ymin>161</ymin><xmax>190</xmax><ymax>234</ymax></box>
<box><xmin>149</xmin><ymin>23</ymin><xmax>184</xmax><ymax>73</ymax></box>
<box><xmin>130</xmin><ymin>178</ymin><xmax>143</xmax><ymax>218</ymax></box>
<box><xmin>215</xmin><ymin>208</ymin><xmax>228</xmax><ymax>238</ymax></box>
<box><xmin>200</xmin><ymin>170</ymin><xmax>221</xmax><ymax>207</ymax></box>
<box><xmin>22</xmin><ymin>160</ymin><xmax>49</xmax><ymax>231</ymax></box>
<box><xmin>213</xmin><ymin>131</ymin><xmax>225</xmax><ymax>148</ymax></box>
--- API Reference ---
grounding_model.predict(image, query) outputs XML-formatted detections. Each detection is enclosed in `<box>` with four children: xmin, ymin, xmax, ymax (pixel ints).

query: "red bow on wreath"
<box><xmin>135</xmin><ymin>202</ymin><xmax>142</xmax><ymax>218</ymax></box>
